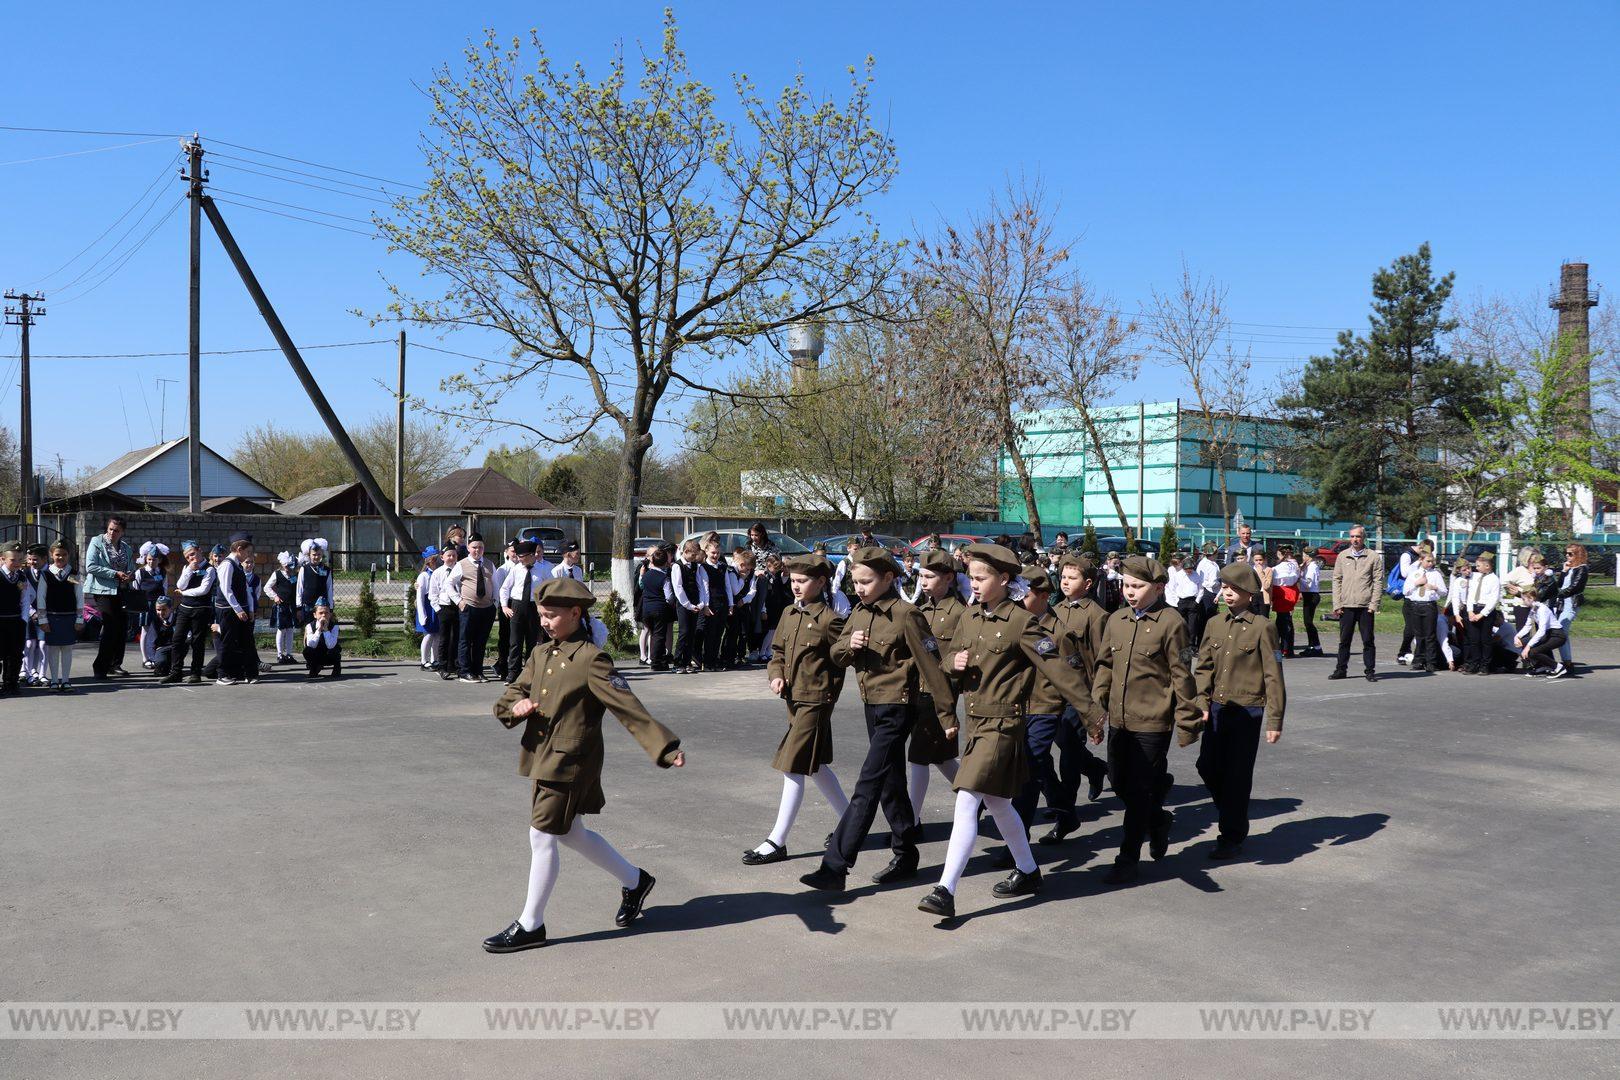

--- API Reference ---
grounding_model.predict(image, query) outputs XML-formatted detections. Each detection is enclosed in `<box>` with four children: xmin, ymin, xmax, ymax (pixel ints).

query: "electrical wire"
<box><xmin>30</xmin><ymin>152</ymin><xmax>180</xmax><ymax>287</ymax></box>
<box><xmin>0</xmin><ymin>136</ymin><xmax>174</xmax><ymax>168</ymax></box>
<box><xmin>0</xmin><ymin>125</ymin><xmax>184</xmax><ymax>138</ymax></box>
<box><xmin>208</xmin><ymin>160</ymin><xmax>396</xmax><ymax>204</ymax></box>
<box><xmin>52</xmin><ymin>195</ymin><xmax>186</xmax><ymax>306</ymax></box>
<box><xmin>208</xmin><ymin>137</ymin><xmax>423</xmax><ymax>190</ymax></box>
<box><xmin>208</xmin><ymin>150</ymin><xmax>411</xmax><ymax>196</ymax></box>
<box><xmin>2</xmin><ymin>339</ymin><xmax>394</xmax><ymax>360</ymax></box>
<box><xmin>210</xmin><ymin>197</ymin><xmax>377</xmax><ymax>237</ymax></box>
<box><xmin>49</xmin><ymin>172</ymin><xmax>180</xmax><ymax>294</ymax></box>
<box><xmin>208</xmin><ymin>187</ymin><xmax>377</xmax><ymax>226</ymax></box>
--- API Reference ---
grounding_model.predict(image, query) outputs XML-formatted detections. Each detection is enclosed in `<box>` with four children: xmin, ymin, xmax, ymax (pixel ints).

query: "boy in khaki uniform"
<box><xmin>1049</xmin><ymin>554</ymin><xmax>1111</xmax><ymax>817</ymax></box>
<box><xmin>1188</xmin><ymin>561</ymin><xmax>1285</xmax><ymax>859</ymax></box>
<box><xmin>1090</xmin><ymin>555</ymin><xmax>1200</xmax><ymax>884</ymax></box>
<box><xmin>485</xmin><ymin>577</ymin><xmax>685</xmax><ymax>954</ymax></box>
<box><xmin>908</xmin><ymin>548</ymin><xmax>968</xmax><ymax>818</ymax></box>
<box><xmin>742</xmin><ymin>555</ymin><xmax>850</xmax><ymax>865</ymax></box>
<box><xmin>1008</xmin><ymin>566</ymin><xmax>1086</xmax><ymax>850</ymax></box>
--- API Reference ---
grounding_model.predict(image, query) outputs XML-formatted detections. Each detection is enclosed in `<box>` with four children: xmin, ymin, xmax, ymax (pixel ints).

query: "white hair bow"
<box><xmin>278</xmin><ymin>551</ymin><xmax>295</xmax><ymax>569</ymax></box>
<box><xmin>139</xmin><ymin>541</ymin><xmax>170</xmax><ymax>559</ymax></box>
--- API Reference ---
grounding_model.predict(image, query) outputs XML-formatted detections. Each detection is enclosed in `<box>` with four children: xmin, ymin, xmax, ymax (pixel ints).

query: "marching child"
<box><xmin>0</xmin><ymin>542</ymin><xmax>36</xmax><ymax>696</ymax></box>
<box><xmin>134</xmin><ymin>541</ymin><xmax>171</xmax><ymax>671</ymax></box>
<box><xmin>40</xmin><ymin>542</ymin><xmax>80</xmax><ymax>692</ymax></box>
<box><xmin>264</xmin><ymin>552</ymin><xmax>300</xmax><ymax>663</ymax></box>
<box><xmin>743</xmin><ymin>554</ymin><xmax>851</xmax><ymax>865</ymax></box>
<box><xmin>1090</xmin><ymin>555</ymin><xmax>1200</xmax><ymax>884</ymax></box>
<box><xmin>412</xmin><ymin>546</ymin><xmax>441</xmax><ymax>670</ymax></box>
<box><xmin>486</xmin><ymin>577</ymin><xmax>684</xmax><ymax>953</ymax></box>
<box><xmin>907</xmin><ymin>549</ymin><xmax>967</xmax><ymax>820</ymax></box>
<box><xmin>915</xmin><ymin>544</ymin><xmax>1100</xmax><ymax>919</ymax></box>
<box><xmin>303</xmin><ymin>600</ymin><xmax>342</xmax><ymax>678</ymax></box>
<box><xmin>1189</xmin><ymin>561</ymin><xmax>1286</xmax><ymax>860</ymax></box>
<box><xmin>1048</xmin><ymin>554</ymin><xmax>1112</xmax><ymax>826</ymax></box>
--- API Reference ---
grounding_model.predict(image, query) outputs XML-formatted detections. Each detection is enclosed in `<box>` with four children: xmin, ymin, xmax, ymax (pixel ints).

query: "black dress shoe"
<box><xmin>482</xmin><ymin>920</ymin><xmax>548</xmax><ymax>953</ymax></box>
<box><xmin>1365</xmin><ymin>671</ymin><xmax>1378</xmax><ymax>682</ymax></box>
<box><xmin>1327</xmin><ymin>670</ymin><xmax>1348</xmax><ymax>680</ymax></box>
<box><xmin>1037</xmin><ymin>811</ymin><xmax>1079</xmax><ymax>846</ymax></box>
<box><xmin>1087</xmin><ymin>767</ymin><xmax>1107</xmax><ymax>802</ymax></box>
<box><xmin>1149</xmin><ymin>810</ymin><xmax>1174</xmax><ymax>861</ymax></box>
<box><xmin>1209</xmin><ymin>839</ymin><xmax>1243</xmax><ymax>861</ymax></box>
<box><xmin>1102</xmin><ymin>861</ymin><xmax>1139</xmax><ymax>885</ymax></box>
<box><xmin>615</xmin><ymin>869</ymin><xmax>655</xmax><ymax>927</ymax></box>
<box><xmin>871</xmin><ymin>853</ymin><xmax>919</xmax><ymax>884</ymax></box>
<box><xmin>987</xmin><ymin>847</ymin><xmax>1017</xmax><ymax>870</ymax></box>
<box><xmin>917</xmin><ymin>886</ymin><xmax>955</xmax><ymax>918</ymax></box>
<box><xmin>824</xmin><ymin>831</ymin><xmax>835</xmax><ymax>850</ymax></box>
<box><xmin>992</xmin><ymin>867</ymin><xmax>1043</xmax><ymax>898</ymax></box>
<box><xmin>742</xmin><ymin>840</ymin><xmax>787</xmax><ymax>866</ymax></box>
<box><xmin>800</xmin><ymin>865</ymin><xmax>847</xmax><ymax>892</ymax></box>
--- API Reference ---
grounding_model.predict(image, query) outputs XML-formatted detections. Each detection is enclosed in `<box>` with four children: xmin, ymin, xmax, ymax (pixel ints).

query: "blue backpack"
<box><xmin>1385</xmin><ymin>560</ymin><xmax>1407</xmax><ymax>599</ymax></box>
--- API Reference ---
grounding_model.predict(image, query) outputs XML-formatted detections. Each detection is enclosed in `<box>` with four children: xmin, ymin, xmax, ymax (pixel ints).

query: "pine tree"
<box><xmin>1081</xmin><ymin>522</ymin><xmax>1099</xmax><ymax>556</ymax></box>
<box><xmin>355</xmin><ymin>579</ymin><xmax>379</xmax><ymax>639</ymax></box>
<box><xmin>601</xmin><ymin>591</ymin><xmax>638</xmax><ymax>656</ymax></box>
<box><xmin>1158</xmin><ymin>515</ymin><xmax>1178</xmax><ymax>564</ymax></box>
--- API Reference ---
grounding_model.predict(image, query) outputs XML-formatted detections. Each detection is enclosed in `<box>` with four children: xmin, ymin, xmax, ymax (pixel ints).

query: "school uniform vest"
<box><xmin>701</xmin><ymin>561</ymin><xmax>730</xmax><ymax>613</ymax></box>
<box><xmin>270</xmin><ymin>569</ymin><xmax>296</xmax><ymax>607</ymax></box>
<box><xmin>220</xmin><ymin>560</ymin><xmax>251</xmax><ymax>613</ymax></box>
<box><xmin>675</xmin><ymin>560</ymin><xmax>701</xmax><ymax>605</ymax></box>
<box><xmin>641</xmin><ymin>566</ymin><xmax>672</xmax><ymax>618</ymax></box>
<box><xmin>212</xmin><ymin>565</ymin><xmax>235</xmax><ymax>613</ymax></box>
<box><xmin>0</xmin><ymin>570</ymin><xmax>21</xmax><ymax>618</ymax></box>
<box><xmin>135</xmin><ymin>568</ymin><xmax>166</xmax><ymax>606</ymax></box>
<box><xmin>43</xmin><ymin>568</ymin><xmax>77</xmax><ymax>613</ymax></box>
<box><xmin>296</xmin><ymin>565</ymin><xmax>331</xmax><ymax>608</ymax></box>
<box><xmin>458</xmin><ymin>558</ymin><xmax>495</xmax><ymax>607</ymax></box>
<box><xmin>177</xmin><ymin>565</ymin><xmax>214</xmax><ymax>610</ymax></box>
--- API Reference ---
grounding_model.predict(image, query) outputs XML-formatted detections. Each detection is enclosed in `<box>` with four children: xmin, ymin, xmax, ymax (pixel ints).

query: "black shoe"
<box><xmin>482</xmin><ymin>920</ymin><xmax>548</xmax><ymax>953</ymax></box>
<box><xmin>800</xmin><ymin>864</ymin><xmax>847</xmax><ymax>892</ymax></box>
<box><xmin>1087</xmin><ymin>767</ymin><xmax>1107</xmax><ymax>802</ymax></box>
<box><xmin>1209</xmin><ymin>839</ymin><xmax>1243</xmax><ymax>861</ymax></box>
<box><xmin>917</xmin><ymin>886</ymin><xmax>955</xmax><ymax>918</ymax></box>
<box><xmin>992</xmin><ymin>867</ymin><xmax>1043</xmax><ymax>897</ymax></box>
<box><xmin>1365</xmin><ymin>672</ymin><xmax>1378</xmax><ymax>683</ymax></box>
<box><xmin>1327</xmin><ymin>670</ymin><xmax>1348</xmax><ymax>680</ymax></box>
<box><xmin>159</xmin><ymin>674</ymin><xmax>181</xmax><ymax>686</ymax></box>
<box><xmin>742</xmin><ymin>840</ymin><xmax>787</xmax><ymax>866</ymax></box>
<box><xmin>614</xmin><ymin>869</ymin><xmax>655</xmax><ymax>928</ymax></box>
<box><xmin>1037</xmin><ymin>811</ymin><xmax>1079</xmax><ymax>846</ymax></box>
<box><xmin>871</xmin><ymin>853</ymin><xmax>919</xmax><ymax>884</ymax></box>
<box><xmin>988</xmin><ymin>847</ymin><xmax>1017</xmax><ymax>870</ymax></box>
<box><xmin>1102</xmin><ymin>860</ymin><xmax>1139</xmax><ymax>885</ymax></box>
<box><xmin>1149</xmin><ymin>810</ymin><xmax>1174</xmax><ymax>861</ymax></box>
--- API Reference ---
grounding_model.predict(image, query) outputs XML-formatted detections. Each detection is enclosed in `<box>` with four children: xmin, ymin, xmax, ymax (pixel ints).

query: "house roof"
<box><xmin>405</xmin><ymin>467</ymin><xmax>554</xmax><ymax>513</ymax></box>
<box><xmin>79</xmin><ymin>437</ymin><xmax>282</xmax><ymax>502</ymax></box>
<box><xmin>277</xmin><ymin>482</ymin><xmax>363</xmax><ymax>517</ymax></box>
<box><xmin>201</xmin><ymin>496</ymin><xmax>278</xmax><ymax>515</ymax></box>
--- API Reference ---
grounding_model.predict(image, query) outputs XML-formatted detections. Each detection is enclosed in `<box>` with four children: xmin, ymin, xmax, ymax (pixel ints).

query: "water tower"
<box><xmin>787</xmin><ymin>322</ymin><xmax>824</xmax><ymax>388</ymax></box>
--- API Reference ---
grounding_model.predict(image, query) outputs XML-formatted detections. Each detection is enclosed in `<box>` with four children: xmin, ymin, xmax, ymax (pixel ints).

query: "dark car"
<box><xmin>514</xmin><ymin>526</ymin><xmax>569</xmax><ymax>554</ymax></box>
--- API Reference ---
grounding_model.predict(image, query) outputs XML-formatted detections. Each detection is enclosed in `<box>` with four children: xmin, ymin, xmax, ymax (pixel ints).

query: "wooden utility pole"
<box><xmin>4</xmin><ymin>290</ymin><xmax>45</xmax><ymax>540</ymax></box>
<box><xmin>183</xmin><ymin>136</ymin><xmax>205</xmax><ymax>513</ymax></box>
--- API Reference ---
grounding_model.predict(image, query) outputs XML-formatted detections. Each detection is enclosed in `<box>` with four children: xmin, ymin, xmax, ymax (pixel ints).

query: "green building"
<box><xmin>1000</xmin><ymin>400</ymin><xmax>1358</xmax><ymax>545</ymax></box>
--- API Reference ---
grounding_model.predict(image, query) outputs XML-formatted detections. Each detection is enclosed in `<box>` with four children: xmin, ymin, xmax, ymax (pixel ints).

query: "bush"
<box><xmin>1125</xmin><ymin>534</ymin><xmax>1140</xmax><ymax>555</ymax></box>
<box><xmin>355</xmin><ymin>579</ymin><xmax>379</xmax><ymax>639</ymax></box>
<box><xmin>1158</xmin><ymin>515</ymin><xmax>1178</xmax><ymax>564</ymax></box>
<box><xmin>601</xmin><ymin>591</ymin><xmax>638</xmax><ymax>655</ymax></box>
<box><xmin>1081</xmin><ymin>523</ymin><xmax>1099</xmax><ymax>556</ymax></box>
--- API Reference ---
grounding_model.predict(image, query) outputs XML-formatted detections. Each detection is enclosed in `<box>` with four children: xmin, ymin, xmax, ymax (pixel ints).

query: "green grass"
<box><xmin>1320</xmin><ymin>574</ymin><xmax>1620</xmax><ymax>638</ymax></box>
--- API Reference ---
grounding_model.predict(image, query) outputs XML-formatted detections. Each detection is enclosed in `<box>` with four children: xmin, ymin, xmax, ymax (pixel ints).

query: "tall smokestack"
<box><xmin>1549</xmin><ymin>261</ymin><xmax>1599</xmax><ymax>451</ymax></box>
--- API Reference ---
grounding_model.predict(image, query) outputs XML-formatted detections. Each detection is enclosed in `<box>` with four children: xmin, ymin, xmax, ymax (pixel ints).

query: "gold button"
<box><xmin>546</xmin><ymin>668</ymin><xmax>553</xmax><ymax>675</ymax></box>
<box><xmin>540</xmin><ymin>689</ymin><xmax>548</xmax><ymax>696</ymax></box>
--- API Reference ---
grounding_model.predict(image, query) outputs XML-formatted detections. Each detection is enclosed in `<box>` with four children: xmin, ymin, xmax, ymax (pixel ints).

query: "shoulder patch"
<box><xmin>609</xmin><ymin>672</ymin><xmax>630</xmax><ymax>691</ymax></box>
<box><xmin>1066</xmin><ymin>653</ymin><xmax>1083</xmax><ymax>669</ymax></box>
<box><xmin>1035</xmin><ymin>636</ymin><xmax>1058</xmax><ymax>657</ymax></box>
<box><xmin>922</xmin><ymin>635</ymin><xmax>939</xmax><ymax>654</ymax></box>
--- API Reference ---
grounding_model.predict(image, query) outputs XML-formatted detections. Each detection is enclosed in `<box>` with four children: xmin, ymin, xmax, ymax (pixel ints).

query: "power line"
<box><xmin>208</xmin><ymin>137</ymin><xmax>424</xmax><ymax>190</ymax></box>
<box><xmin>209</xmin><ymin>187</ymin><xmax>377</xmax><ymax>226</ymax></box>
<box><xmin>52</xmin><ymin>195</ymin><xmax>186</xmax><ymax>306</ymax></box>
<box><xmin>0</xmin><ymin>135</ymin><xmax>173</xmax><ymax>168</ymax></box>
<box><xmin>49</xmin><ymin>172</ymin><xmax>179</xmax><ymax>294</ymax></box>
<box><xmin>0</xmin><ymin>125</ymin><xmax>184</xmax><ymax>138</ymax></box>
<box><xmin>209</xmin><ymin>150</ymin><xmax>412</xmax><ymax>196</ymax></box>
<box><xmin>208</xmin><ymin>160</ymin><xmax>395</xmax><ymax>203</ymax></box>
<box><xmin>0</xmin><ymin>338</ymin><xmax>393</xmax><ymax>360</ymax></box>
<box><xmin>211</xmin><ymin>197</ymin><xmax>377</xmax><ymax>237</ymax></box>
<box><xmin>30</xmin><ymin>152</ymin><xmax>179</xmax><ymax>286</ymax></box>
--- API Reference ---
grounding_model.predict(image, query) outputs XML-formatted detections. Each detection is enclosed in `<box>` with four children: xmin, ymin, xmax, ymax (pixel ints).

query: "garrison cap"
<box><xmin>535</xmin><ymin>576</ymin><xmax>596</xmax><ymax>609</ymax></box>
<box><xmin>848</xmin><ymin>545</ymin><xmax>901</xmax><ymax>577</ymax></box>
<box><xmin>1121</xmin><ymin>554</ymin><xmax>1168</xmax><ymax>585</ymax></box>
<box><xmin>27</xmin><ymin>543</ymin><xmax>49</xmax><ymax>558</ymax></box>
<box><xmin>3</xmin><ymin>541</ymin><xmax>23</xmax><ymax>555</ymax></box>
<box><xmin>1218</xmin><ymin>561</ymin><xmax>1262</xmax><ymax>595</ymax></box>
<box><xmin>961</xmin><ymin>543</ymin><xmax>1022</xmax><ymax>576</ymax></box>
<box><xmin>1056</xmin><ymin>552</ymin><xmax>1098</xmax><ymax>576</ymax></box>
<box><xmin>227</xmin><ymin>531</ymin><xmax>253</xmax><ymax>548</ymax></box>
<box><xmin>783</xmin><ymin>554</ymin><xmax>834</xmax><ymax>578</ymax></box>
<box><xmin>1018</xmin><ymin>566</ymin><xmax>1053</xmax><ymax>592</ymax></box>
<box><xmin>919</xmin><ymin>548</ymin><xmax>957</xmax><ymax>575</ymax></box>
<box><xmin>513</xmin><ymin>540</ymin><xmax>537</xmax><ymax>556</ymax></box>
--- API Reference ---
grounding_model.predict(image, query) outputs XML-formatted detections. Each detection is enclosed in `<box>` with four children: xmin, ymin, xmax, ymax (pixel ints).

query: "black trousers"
<box><xmin>91</xmin><ymin>593</ymin><xmax>128</xmax><ymax>676</ymax></box>
<box><xmin>304</xmin><ymin>640</ymin><xmax>342</xmax><ymax>676</ymax></box>
<box><xmin>644</xmin><ymin>609</ymin><xmax>672</xmax><ymax>669</ymax></box>
<box><xmin>0</xmin><ymin>617</ymin><xmax>22</xmax><ymax>690</ymax></box>
<box><xmin>435</xmin><ymin>604</ymin><xmax>460</xmax><ymax>672</ymax></box>
<box><xmin>674</xmin><ymin>607</ymin><xmax>699</xmax><ymax>667</ymax></box>
<box><xmin>1525</xmin><ymin>628</ymin><xmax>1567</xmax><ymax>672</ymax></box>
<box><xmin>1334</xmin><ymin>606</ymin><xmax>1376</xmax><ymax>675</ymax></box>
<box><xmin>1013</xmin><ymin>712</ymin><xmax>1072</xmax><ymax>831</ymax></box>
<box><xmin>505</xmin><ymin>602</ymin><xmax>539</xmax><ymax>680</ymax></box>
<box><xmin>700</xmin><ymin>605</ymin><xmax>730</xmax><ymax>668</ymax></box>
<box><xmin>1409</xmin><ymin>601</ymin><xmax>1439</xmax><ymax>669</ymax></box>
<box><xmin>1275</xmin><ymin>609</ymin><xmax>1295</xmax><ymax>655</ymax></box>
<box><xmin>219</xmin><ymin>613</ymin><xmax>255</xmax><ymax>680</ymax></box>
<box><xmin>1107</xmin><ymin>727</ymin><xmax>1171</xmax><ymax>866</ymax></box>
<box><xmin>824</xmin><ymin>702</ymin><xmax>918</xmax><ymax>873</ymax></box>
<box><xmin>1053</xmin><ymin>704</ymin><xmax>1108</xmax><ymax>807</ymax></box>
<box><xmin>723</xmin><ymin>605</ymin><xmax>752</xmax><ymax>664</ymax></box>
<box><xmin>1301</xmin><ymin>591</ymin><xmax>1322</xmax><ymax>649</ymax></box>
<box><xmin>494</xmin><ymin>608</ymin><xmax>511</xmax><ymax>680</ymax></box>
<box><xmin>458</xmin><ymin>604</ymin><xmax>496</xmax><ymax>678</ymax></box>
<box><xmin>1461</xmin><ymin>608</ymin><xmax>1494</xmax><ymax>672</ymax></box>
<box><xmin>167</xmin><ymin>605</ymin><xmax>211</xmax><ymax>679</ymax></box>
<box><xmin>1177</xmin><ymin>599</ymin><xmax>1205</xmax><ymax>649</ymax></box>
<box><xmin>1196</xmin><ymin>703</ymin><xmax>1263</xmax><ymax>844</ymax></box>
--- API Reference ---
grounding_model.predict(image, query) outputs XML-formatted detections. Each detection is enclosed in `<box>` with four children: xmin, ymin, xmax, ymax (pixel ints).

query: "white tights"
<box><xmin>420</xmin><ymin>635</ymin><xmax>438</xmax><ymax>666</ymax></box>
<box><xmin>275</xmin><ymin>628</ymin><xmax>297</xmax><ymax>657</ymax></box>
<box><xmin>939</xmin><ymin>789</ymin><xmax>1033</xmax><ymax>895</ymax></box>
<box><xmin>47</xmin><ymin>645</ymin><xmax>73</xmax><ymax>682</ymax></box>
<box><xmin>638</xmin><ymin>625</ymin><xmax>651</xmax><ymax>663</ymax></box>
<box><xmin>757</xmin><ymin>769</ymin><xmax>849</xmax><ymax>853</ymax></box>
<box><xmin>518</xmin><ymin>820</ymin><xmax>640</xmax><ymax>931</ymax></box>
<box><xmin>24</xmin><ymin>637</ymin><xmax>46</xmax><ymax>676</ymax></box>
<box><xmin>907</xmin><ymin>758</ymin><xmax>960</xmax><ymax>820</ymax></box>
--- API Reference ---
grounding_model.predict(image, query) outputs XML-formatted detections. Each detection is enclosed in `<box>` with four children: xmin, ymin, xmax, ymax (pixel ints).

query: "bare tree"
<box><xmin>909</xmin><ymin>178</ymin><xmax>1070</xmax><ymax>534</ymax></box>
<box><xmin>379</xmin><ymin>16</ymin><xmax>900</xmax><ymax>596</ymax></box>
<box><xmin>1146</xmin><ymin>261</ymin><xmax>1260</xmax><ymax>541</ymax></box>
<box><xmin>1046</xmin><ymin>279</ymin><xmax>1145</xmax><ymax>545</ymax></box>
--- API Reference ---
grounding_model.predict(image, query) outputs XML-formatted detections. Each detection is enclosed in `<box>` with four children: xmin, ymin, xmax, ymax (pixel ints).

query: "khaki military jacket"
<box><xmin>916</xmin><ymin>591</ymin><xmax>969</xmax><ymax>698</ymax></box>
<box><xmin>1091</xmin><ymin>601</ymin><xmax>1200</xmax><ymax>740</ymax></box>
<box><xmin>766</xmin><ymin>600</ymin><xmax>846</xmax><ymax>705</ymax></box>
<box><xmin>946</xmin><ymin>599</ymin><xmax>1098</xmax><ymax>724</ymax></box>
<box><xmin>830</xmin><ymin>593</ymin><xmax>956</xmax><ymax>730</ymax></box>
<box><xmin>1192</xmin><ymin>608</ymin><xmax>1286</xmax><ymax>736</ymax></box>
<box><xmin>1052</xmin><ymin>595</ymin><xmax>1108</xmax><ymax>681</ymax></box>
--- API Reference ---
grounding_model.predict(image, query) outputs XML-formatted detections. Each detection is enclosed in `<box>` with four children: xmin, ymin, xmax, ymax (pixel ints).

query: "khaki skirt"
<box><xmin>953</xmin><ymin>714</ymin><xmax>1029</xmax><ymax>799</ymax></box>
<box><xmin>907</xmin><ymin>692</ymin><xmax>960</xmax><ymax>765</ymax></box>
<box><xmin>530</xmin><ymin>777</ymin><xmax>606</xmax><ymax>835</ymax></box>
<box><xmin>772</xmin><ymin>700</ymin><xmax>835</xmax><ymax>774</ymax></box>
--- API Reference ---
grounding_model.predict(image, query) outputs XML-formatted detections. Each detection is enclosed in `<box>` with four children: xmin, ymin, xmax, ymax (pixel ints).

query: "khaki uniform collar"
<box><xmin>976</xmin><ymin>598</ymin><xmax>1018</xmax><ymax>621</ymax></box>
<box><xmin>859</xmin><ymin>593</ymin><xmax>898</xmax><ymax>616</ymax></box>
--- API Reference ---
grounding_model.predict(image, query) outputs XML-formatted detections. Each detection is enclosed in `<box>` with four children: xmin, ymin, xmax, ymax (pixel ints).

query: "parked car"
<box><xmin>810</xmin><ymin>533</ymin><xmax>920</xmax><ymax>563</ymax></box>
<box><xmin>680</xmin><ymin>529</ymin><xmax>812</xmax><ymax>556</ymax></box>
<box><xmin>911</xmin><ymin>533</ymin><xmax>983</xmax><ymax>554</ymax></box>
<box><xmin>514</xmin><ymin>526</ymin><xmax>569</xmax><ymax>554</ymax></box>
<box><xmin>1314</xmin><ymin>539</ymin><xmax>1353</xmax><ymax>567</ymax></box>
<box><xmin>634</xmin><ymin>536</ymin><xmax>674</xmax><ymax>558</ymax></box>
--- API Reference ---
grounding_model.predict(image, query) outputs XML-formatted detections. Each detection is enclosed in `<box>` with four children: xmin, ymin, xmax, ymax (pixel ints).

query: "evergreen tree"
<box><xmin>355</xmin><ymin>580</ymin><xmax>380</xmax><ymax>639</ymax></box>
<box><xmin>1278</xmin><ymin>244</ymin><xmax>1495</xmax><ymax>536</ymax></box>
<box><xmin>1081</xmin><ymin>522</ymin><xmax>1099</xmax><ymax>556</ymax></box>
<box><xmin>1158</xmin><ymin>515</ymin><xmax>1178</xmax><ymax>564</ymax></box>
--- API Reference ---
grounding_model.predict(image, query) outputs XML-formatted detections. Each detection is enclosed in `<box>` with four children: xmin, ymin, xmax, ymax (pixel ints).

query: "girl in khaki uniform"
<box><xmin>918</xmin><ymin>544</ymin><xmax>1100</xmax><ymax>919</ymax></box>
<box><xmin>485</xmin><ymin>577</ymin><xmax>685</xmax><ymax>954</ymax></box>
<box><xmin>908</xmin><ymin>548</ymin><xmax>967</xmax><ymax>820</ymax></box>
<box><xmin>743</xmin><ymin>556</ymin><xmax>851</xmax><ymax>865</ymax></box>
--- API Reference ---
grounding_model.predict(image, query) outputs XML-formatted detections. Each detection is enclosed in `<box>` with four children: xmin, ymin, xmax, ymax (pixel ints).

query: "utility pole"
<box><xmin>4</xmin><ymin>290</ymin><xmax>45</xmax><ymax>541</ymax></box>
<box><xmin>395</xmin><ymin>330</ymin><xmax>406</xmax><ymax>562</ymax></box>
<box><xmin>183</xmin><ymin>136</ymin><xmax>205</xmax><ymax>513</ymax></box>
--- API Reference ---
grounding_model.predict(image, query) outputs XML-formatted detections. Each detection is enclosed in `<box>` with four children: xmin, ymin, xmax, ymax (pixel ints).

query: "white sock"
<box><xmin>421</xmin><ymin>636</ymin><xmax>436</xmax><ymax>666</ymax></box>
<box><xmin>983</xmin><ymin>793</ymin><xmax>1036</xmax><ymax>873</ymax></box>
<box><xmin>639</xmin><ymin>627</ymin><xmax>650</xmax><ymax>663</ymax></box>
<box><xmin>558</xmin><ymin>818</ymin><xmax>640</xmax><ymax>888</ymax></box>
<box><xmin>46</xmin><ymin>645</ymin><xmax>61</xmax><ymax>681</ymax></box>
<box><xmin>277</xmin><ymin>628</ymin><xmax>296</xmax><ymax>656</ymax></box>
<box><xmin>139</xmin><ymin>629</ymin><xmax>156</xmax><ymax>665</ymax></box>
<box><xmin>939</xmin><ymin>790</ymin><xmax>983</xmax><ymax>894</ymax></box>
<box><xmin>518</xmin><ymin>827</ymin><xmax>560</xmax><ymax>932</ymax></box>
<box><xmin>26</xmin><ymin>639</ymin><xmax>44</xmax><ymax>676</ymax></box>
<box><xmin>908</xmin><ymin>763</ymin><xmax>931</xmax><ymax>820</ymax></box>
<box><xmin>762</xmin><ymin>773</ymin><xmax>807</xmax><ymax>850</ymax></box>
<box><xmin>812</xmin><ymin>766</ymin><xmax>849</xmax><ymax>816</ymax></box>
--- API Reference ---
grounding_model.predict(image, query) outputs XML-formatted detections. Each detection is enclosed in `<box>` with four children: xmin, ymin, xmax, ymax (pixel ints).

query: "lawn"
<box><xmin>1321</xmin><ymin>574</ymin><xmax>1620</xmax><ymax>638</ymax></box>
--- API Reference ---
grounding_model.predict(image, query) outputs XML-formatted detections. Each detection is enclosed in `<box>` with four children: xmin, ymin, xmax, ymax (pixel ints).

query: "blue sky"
<box><xmin>4</xmin><ymin>1</ymin><xmax>1617</xmax><ymax>489</ymax></box>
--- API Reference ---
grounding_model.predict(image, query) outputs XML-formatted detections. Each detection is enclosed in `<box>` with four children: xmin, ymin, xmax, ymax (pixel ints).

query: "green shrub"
<box><xmin>1158</xmin><ymin>516</ymin><xmax>1178</xmax><ymax>564</ymax></box>
<box><xmin>1081</xmin><ymin>523</ymin><xmax>1099</xmax><ymax>556</ymax></box>
<box><xmin>601</xmin><ymin>591</ymin><xmax>638</xmax><ymax>655</ymax></box>
<box><xmin>355</xmin><ymin>579</ymin><xmax>379</xmax><ymax>639</ymax></box>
